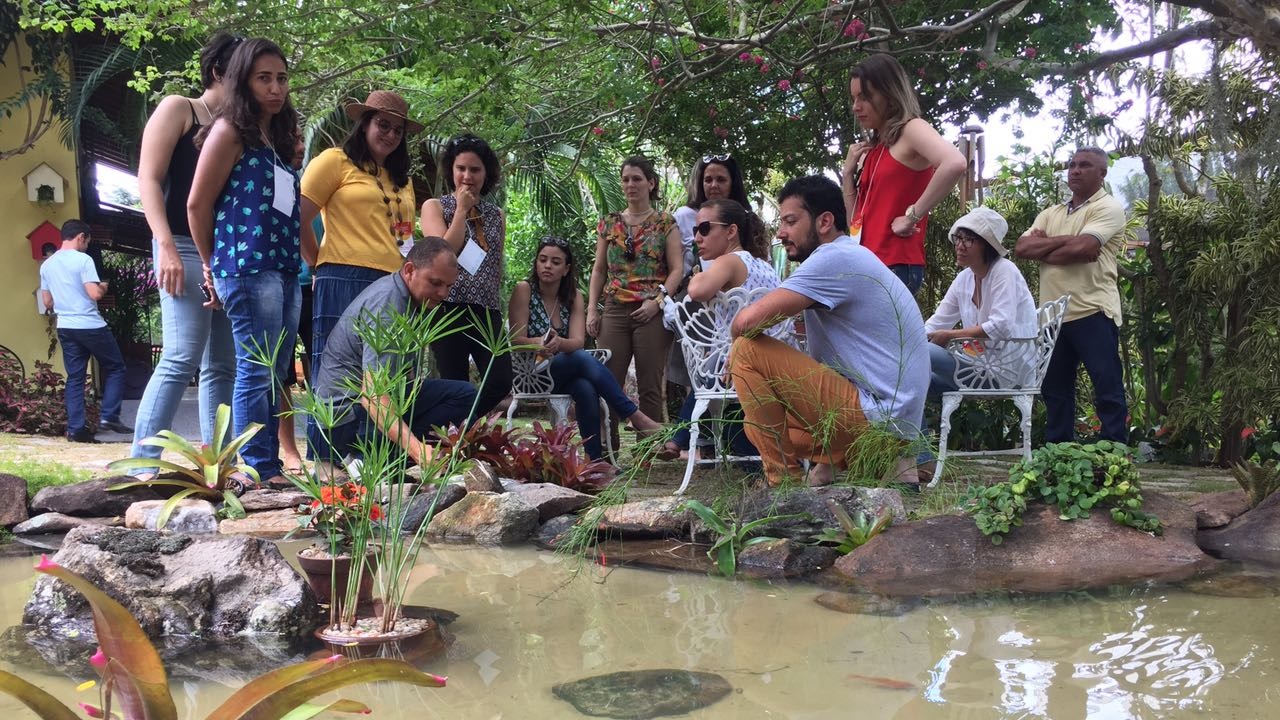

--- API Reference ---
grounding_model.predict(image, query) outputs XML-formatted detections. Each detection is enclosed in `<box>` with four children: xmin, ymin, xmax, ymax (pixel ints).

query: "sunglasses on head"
<box><xmin>694</xmin><ymin>221</ymin><xmax>730</xmax><ymax>236</ymax></box>
<box><xmin>541</xmin><ymin>236</ymin><xmax>569</xmax><ymax>249</ymax></box>
<box><xmin>702</xmin><ymin>153</ymin><xmax>731</xmax><ymax>163</ymax></box>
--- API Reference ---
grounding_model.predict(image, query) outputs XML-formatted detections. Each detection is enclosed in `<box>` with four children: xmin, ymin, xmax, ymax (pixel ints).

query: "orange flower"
<box><xmin>369</xmin><ymin>505</ymin><xmax>383</xmax><ymax>521</ymax></box>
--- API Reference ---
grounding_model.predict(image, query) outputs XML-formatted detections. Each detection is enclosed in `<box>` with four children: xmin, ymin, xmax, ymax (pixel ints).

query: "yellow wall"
<box><xmin>0</xmin><ymin>36</ymin><xmax>80</xmax><ymax>374</ymax></box>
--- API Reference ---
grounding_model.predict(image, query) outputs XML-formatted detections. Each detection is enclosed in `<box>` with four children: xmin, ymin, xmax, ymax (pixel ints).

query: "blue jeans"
<box><xmin>214</xmin><ymin>271</ymin><xmax>300</xmax><ymax>480</ymax></box>
<box><xmin>888</xmin><ymin>264</ymin><xmax>924</xmax><ymax>296</ymax></box>
<box><xmin>1042</xmin><ymin>312</ymin><xmax>1128</xmax><ymax>443</ymax></box>
<box><xmin>309</xmin><ymin>379</ymin><xmax>477</xmax><ymax>463</ymax></box>
<box><xmin>549</xmin><ymin>349</ymin><xmax>637</xmax><ymax>460</ymax></box>
<box><xmin>671</xmin><ymin>392</ymin><xmax>757</xmax><ymax>457</ymax></box>
<box><xmin>58</xmin><ymin>326</ymin><xmax>126</xmax><ymax>435</ymax></box>
<box><xmin>130</xmin><ymin>236</ymin><xmax>235</xmax><ymax>468</ymax></box>
<box><xmin>927</xmin><ymin>342</ymin><xmax>960</xmax><ymax>400</ymax></box>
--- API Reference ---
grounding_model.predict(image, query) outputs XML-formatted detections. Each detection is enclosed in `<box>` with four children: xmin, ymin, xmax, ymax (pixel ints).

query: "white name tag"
<box><xmin>272</xmin><ymin>163</ymin><xmax>296</xmax><ymax>217</ymax></box>
<box><xmin>457</xmin><ymin>240</ymin><xmax>486</xmax><ymax>275</ymax></box>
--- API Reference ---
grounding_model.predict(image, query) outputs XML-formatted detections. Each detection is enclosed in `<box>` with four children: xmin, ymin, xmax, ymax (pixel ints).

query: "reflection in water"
<box><xmin>0</xmin><ymin>545</ymin><xmax>1275</xmax><ymax>719</ymax></box>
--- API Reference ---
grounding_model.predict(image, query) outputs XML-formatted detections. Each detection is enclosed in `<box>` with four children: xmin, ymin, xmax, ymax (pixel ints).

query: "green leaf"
<box><xmin>155</xmin><ymin>487</ymin><xmax>206</xmax><ymax>529</ymax></box>
<box><xmin>278</xmin><ymin>700</ymin><xmax>371</xmax><ymax>720</ymax></box>
<box><xmin>0</xmin><ymin>670</ymin><xmax>80</xmax><ymax>720</ymax></box>
<box><xmin>230</xmin><ymin>659</ymin><xmax>445</xmax><ymax>720</ymax></box>
<box><xmin>681</xmin><ymin>500</ymin><xmax>729</xmax><ymax>535</ymax></box>
<box><xmin>105</xmin><ymin>458</ymin><xmax>203</xmax><ymax>484</ymax></box>
<box><xmin>714</xmin><ymin>547</ymin><xmax>736</xmax><ymax>577</ymax></box>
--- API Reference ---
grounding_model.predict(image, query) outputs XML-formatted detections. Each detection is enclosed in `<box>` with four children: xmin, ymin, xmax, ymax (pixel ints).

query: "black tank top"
<box><xmin>162</xmin><ymin>100</ymin><xmax>203</xmax><ymax>237</ymax></box>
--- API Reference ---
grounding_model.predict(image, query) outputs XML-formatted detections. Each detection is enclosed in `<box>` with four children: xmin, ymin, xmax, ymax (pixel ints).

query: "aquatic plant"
<box><xmin>812</xmin><ymin>499</ymin><xmax>892</xmax><ymax>554</ymax></box>
<box><xmin>682</xmin><ymin>499</ymin><xmax>806</xmax><ymax>577</ymax></box>
<box><xmin>106</xmin><ymin>404</ymin><xmax>258</xmax><ymax>528</ymax></box>
<box><xmin>0</xmin><ymin>556</ymin><xmax>444</xmax><ymax>720</ymax></box>
<box><xmin>964</xmin><ymin>440</ymin><xmax>1163</xmax><ymax>544</ymax></box>
<box><xmin>1229</xmin><ymin>459</ymin><xmax>1280</xmax><ymax>508</ymax></box>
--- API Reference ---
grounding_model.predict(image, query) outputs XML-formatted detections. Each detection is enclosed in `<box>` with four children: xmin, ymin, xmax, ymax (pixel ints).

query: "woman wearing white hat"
<box><xmin>300</xmin><ymin>90</ymin><xmax>424</xmax><ymax>385</ymax></box>
<box><xmin>924</xmin><ymin>206</ymin><xmax>1038</xmax><ymax>397</ymax></box>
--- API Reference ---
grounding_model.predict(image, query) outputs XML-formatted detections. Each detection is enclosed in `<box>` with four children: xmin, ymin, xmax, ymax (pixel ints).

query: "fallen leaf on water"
<box><xmin>847</xmin><ymin>673</ymin><xmax>915</xmax><ymax>690</ymax></box>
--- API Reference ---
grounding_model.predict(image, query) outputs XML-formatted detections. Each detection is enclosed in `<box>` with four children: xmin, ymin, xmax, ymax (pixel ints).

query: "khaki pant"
<box><xmin>598</xmin><ymin>299</ymin><xmax>671</xmax><ymax>422</ymax></box>
<box><xmin>729</xmin><ymin>335</ymin><xmax>869</xmax><ymax>485</ymax></box>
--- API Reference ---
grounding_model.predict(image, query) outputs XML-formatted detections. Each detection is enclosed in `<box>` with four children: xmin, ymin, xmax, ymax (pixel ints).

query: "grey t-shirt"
<box><xmin>780</xmin><ymin>236</ymin><xmax>929</xmax><ymax>435</ymax></box>
<box><xmin>313</xmin><ymin>272</ymin><xmax>417</xmax><ymax>426</ymax></box>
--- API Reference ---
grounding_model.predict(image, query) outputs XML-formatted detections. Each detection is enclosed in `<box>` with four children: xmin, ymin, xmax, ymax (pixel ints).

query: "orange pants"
<box><xmin>729</xmin><ymin>335</ymin><xmax>869</xmax><ymax>484</ymax></box>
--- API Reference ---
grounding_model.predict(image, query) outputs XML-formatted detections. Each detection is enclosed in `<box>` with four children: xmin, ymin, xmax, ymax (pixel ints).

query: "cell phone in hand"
<box><xmin>534</xmin><ymin>329</ymin><xmax>556</xmax><ymax>374</ymax></box>
<box><xmin>200</xmin><ymin>284</ymin><xmax>213</xmax><ymax>302</ymax></box>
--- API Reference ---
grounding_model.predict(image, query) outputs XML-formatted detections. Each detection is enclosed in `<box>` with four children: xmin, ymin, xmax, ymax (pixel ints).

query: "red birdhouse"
<box><xmin>27</xmin><ymin>221</ymin><xmax>61</xmax><ymax>260</ymax></box>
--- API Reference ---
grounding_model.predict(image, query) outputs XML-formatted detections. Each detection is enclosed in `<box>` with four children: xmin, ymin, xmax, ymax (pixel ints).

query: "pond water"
<box><xmin>1</xmin><ymin>541</ymin><xmax>1277</xmax><ymax>719</ymax></box>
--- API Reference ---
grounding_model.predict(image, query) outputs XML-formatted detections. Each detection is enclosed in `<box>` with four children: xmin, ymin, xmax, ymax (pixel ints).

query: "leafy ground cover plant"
<box><xmin>682</xmin><ymin>499</ymin><xmax>806</xmax><ymax>577</ymax></box>
<box><xmin>964</xmin><ymin>440</ymin><xmax>1163</xmax><ymax>544</ymax></box>
<box><xmin>106</xmin><ymin>404</ymin><xmax>259</xmax><ymax>528</ymax></box>
<box><xmin>0</xmin><ymin>555</ymin><xmax>444</xmax><ymax>720</ymax></box>
<box><xmin>812</xmin><ymin>499</ymin><xmax>892</xmax><ymax>554</ymax></box>
<box><xmin>0</xmin><ymin>356</ymin><xmax>96</xmax><ymax>436</ymax></box>
<box><xmin>0</xmin><ymin>456</ymin><xmax>90</xmax><ymax>495</ymax></box>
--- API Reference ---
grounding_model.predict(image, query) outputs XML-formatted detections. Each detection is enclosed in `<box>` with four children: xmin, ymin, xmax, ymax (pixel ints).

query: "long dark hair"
<box><xmin>621</xmin><ymin>155</ymin><xmax>660</xmax><ymax>203</ymax></box>
<box><xmin>197</xmin><ymin>38</ymin><xmax>297</xmax><ymax>165</ymax></box>
<box><xmin>687</xmin><ymin>156</ymin><xmax>749</xmax><ymax>209</ymax></box>
<box><xmin>702</xmin><ymin>199</ymin><xmax>769</xmax><ymax>261</ymax></box>
<box><xmin>199</xmin><ymin>32</ymin><xmax>242</xmax><ymax>89</ymax></box>
<box><xmin>440</xmin><ymin>134</ymin><xmax>501</xmax><ymax>196</ymax></box>
<box><xmin>342</xmin><ymin>111</ymin><xmax>410</xmax><ymax>187</ymax></box>
<box><xmin>526</xmin><ymin>236</ymin><xmax>577</xmax><ymax>308</ymax></box>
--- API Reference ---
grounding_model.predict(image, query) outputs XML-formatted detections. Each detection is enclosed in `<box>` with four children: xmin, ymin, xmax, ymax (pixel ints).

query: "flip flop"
<box><xmin>655</xmin><ymin>443</ymin><xmax>682</xmax><ymax>461</ymax></box>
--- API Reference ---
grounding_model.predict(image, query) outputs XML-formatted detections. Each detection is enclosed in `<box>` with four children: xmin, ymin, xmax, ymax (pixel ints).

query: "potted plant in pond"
<box><xmin>289</xmin><ymin>478</ymin><xmax>384</xmax><ymax>618</ymax></box>
<box><xmin>263</xmin><ymin>301</ymin><xmax>512</xmax><ymax>655</ymax></box>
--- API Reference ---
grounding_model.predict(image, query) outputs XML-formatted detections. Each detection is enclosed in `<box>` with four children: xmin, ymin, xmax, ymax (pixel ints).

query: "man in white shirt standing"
<box><xmin>39</xmin><ymin>220</ymin><xmax>133</xmax><ymax>443</ymax></box>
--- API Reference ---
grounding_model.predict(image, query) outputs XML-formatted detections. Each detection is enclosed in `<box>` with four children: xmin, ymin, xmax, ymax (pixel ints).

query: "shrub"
<box><xmin>0</xmin><ymin>356</ymin><xmax>96</xmax><ymax>436</ymax></box>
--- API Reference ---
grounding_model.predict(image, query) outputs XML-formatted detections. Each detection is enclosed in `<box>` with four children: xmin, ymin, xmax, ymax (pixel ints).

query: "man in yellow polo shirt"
<box><xmin>1015</xmin><ymin>147</ymin><xmax>1128</xmax><ymax>443</ymax></box>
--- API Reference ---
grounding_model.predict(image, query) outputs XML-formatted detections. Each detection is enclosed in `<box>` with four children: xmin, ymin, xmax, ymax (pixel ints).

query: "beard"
<box><xmin>786</xmin><ymin>225</ymin><xmax>823</xmax><ymax>263</ymax></box>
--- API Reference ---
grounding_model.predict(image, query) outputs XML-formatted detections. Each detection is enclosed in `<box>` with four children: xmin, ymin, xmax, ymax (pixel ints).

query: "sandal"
<box><xmin>655</xmin><ymin>442</ymin><xmax>682</xmax><ymax>461</ymax></box>
<box><xmin>227</xmin><ymin>473</ymin><xmax>262</xmax><ymax>497</ymax></box>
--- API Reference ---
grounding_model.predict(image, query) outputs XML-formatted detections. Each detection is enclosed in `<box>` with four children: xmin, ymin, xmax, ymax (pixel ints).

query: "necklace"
<box><xmin>538</xmin><ymin>291</ymin><xmax>563</xmax><ymax>334</ymax></box>
<box><xmin>622</xmin><ymin>208</ymin><xmax>655</xmax><ymax>224</ymax></box>
<box><xmin>853</xmin><ymin>145</ymin><xmax>887</xmax><ymax>224</ymax></box>
<box><xmin>370</xmin><ymin>169</ymin><xmax>408</xmax><ymax>245</ymax></box>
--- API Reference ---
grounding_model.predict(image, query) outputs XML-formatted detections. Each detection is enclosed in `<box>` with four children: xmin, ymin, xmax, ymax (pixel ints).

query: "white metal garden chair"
<box><xmin>505</xmin><ymin>348</ymin><xmax>613</xmax><ymax>457</ymax></box>
<box><xmin>928</xmin><ymin>294</ymin><xmax>1071</xmax><ymax>487</ymax></box>
<box><xmin>671</xmin><ymin>285</ymin><xmax>780</xmax><ymax>495</ymax></box>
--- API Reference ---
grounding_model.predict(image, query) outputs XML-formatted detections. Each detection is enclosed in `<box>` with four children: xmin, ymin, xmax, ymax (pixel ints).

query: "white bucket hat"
<box><xmin>949</xmin><ymin>206</ymin><xmax>1009</xmax><ymax>257</ymax></box>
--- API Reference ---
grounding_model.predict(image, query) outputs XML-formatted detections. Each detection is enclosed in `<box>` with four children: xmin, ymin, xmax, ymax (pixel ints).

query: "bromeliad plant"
<box><xmin>682</xmin><ymin>499</ymin><xmax>807</xmax><ymax>577</ymax></box>
<box><xmin>964</xmin><ymin>440</ymin><xmax>1164</xmax><ymax>544</ymax></box>
<box><xmin>812</xmin><ymin>499</ymin><xmax>893</xmax><ymax>554</ymax></box>
<box><xmin>0</xmin><ymin>555</ymin><xmax>444</xmax><ymax>720</ymax></box>
<box><xmin>107</xmin><ymin>404</ymin><xmax>259</xmax><ymax>527</ymax></box>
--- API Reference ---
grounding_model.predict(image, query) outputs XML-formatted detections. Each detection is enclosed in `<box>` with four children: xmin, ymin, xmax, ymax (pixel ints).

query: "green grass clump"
<box><xmin>0</xmin><ymin>456</ymin><xmax>91</xmax><ymax>495</ymax></box>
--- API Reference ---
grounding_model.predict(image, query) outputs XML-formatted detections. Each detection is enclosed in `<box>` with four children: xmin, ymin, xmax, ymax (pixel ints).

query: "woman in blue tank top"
<box><xmin>188</xmin><ymin>38</ymin><xmax>301</xmax><ymax>488</ymax></box>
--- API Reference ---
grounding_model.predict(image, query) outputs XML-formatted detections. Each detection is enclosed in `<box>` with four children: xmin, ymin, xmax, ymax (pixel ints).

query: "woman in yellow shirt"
<box><xmin>299</xmin><ymin>90</ymin><xmax>423</xmax><ymax>377</ymax></box>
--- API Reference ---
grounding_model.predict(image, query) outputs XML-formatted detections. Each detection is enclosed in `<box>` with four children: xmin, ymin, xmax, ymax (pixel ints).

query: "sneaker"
<box><xmin>67</xmin><ymin>429</ymin><xmax>99</xmax><ymax>443</ymax></box>
<box><xmin>99</xmin><ymin>419</ymin><xmax>134</xmax><ymax>434</ymax></box>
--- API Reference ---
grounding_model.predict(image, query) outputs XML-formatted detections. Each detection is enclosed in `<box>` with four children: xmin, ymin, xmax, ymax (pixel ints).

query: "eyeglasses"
<box><xmin>949</xmin><ymin>231</ymin><xmax>980</xmax><ymax>249</ymax></box>
<box><xmin>374</xmin><ymin>118</ymin><xmax>405</xmax><ymax>138</ymax></box>
<box><xmin>694</xmin><ymin>221</ymin><xmax>730</xmax><ymax>236</ymax></box>
<box><xmin>702</xmin><ymin>153</ymin><xmax>731</xmax><ymax>163</ymax></box>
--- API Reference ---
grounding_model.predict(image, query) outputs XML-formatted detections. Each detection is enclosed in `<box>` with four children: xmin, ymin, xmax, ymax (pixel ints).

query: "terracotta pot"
<box><xmin>296</xmin><ymin>548</ymin><xmax>377</xmax><ymax>613</ymax></box>
<box><xmin>315</xmin><ymin>617</ymin><xmax>449</xmax><ymax>662</ymax></box>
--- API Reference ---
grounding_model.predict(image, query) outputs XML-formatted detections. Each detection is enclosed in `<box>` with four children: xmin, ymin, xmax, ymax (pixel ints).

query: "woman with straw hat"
<box><xmin>300</xmin><ymin>90</ymin><xmax>425</xmax><ymax>384</ymax></box>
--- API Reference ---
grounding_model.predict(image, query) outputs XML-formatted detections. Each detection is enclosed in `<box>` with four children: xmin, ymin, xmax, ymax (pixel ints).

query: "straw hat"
<box><xmin>949</xmin><ymin>206</ymin><xmax>1010</xmax><ymax>257</ymax></box>
<box><xmin>343</xmin><ymin>90</ymin><xmax>424</xmax><ymax>135</ymax></box>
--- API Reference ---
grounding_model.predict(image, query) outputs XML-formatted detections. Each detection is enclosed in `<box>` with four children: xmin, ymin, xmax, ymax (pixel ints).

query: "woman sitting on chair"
<box><xmin>508</xmin><ymin>236</ymin><xmax>662</xmax><ymax>461</ymax></box>
<box><xmin>924</xmin><ymin>206</ymin><xmax>1038</xmax><ymax>397</ymax></box>
<box><xmin>658</xmin><ymin>198</ymin><xmax>791</xmax><ymax>460</ymax></box>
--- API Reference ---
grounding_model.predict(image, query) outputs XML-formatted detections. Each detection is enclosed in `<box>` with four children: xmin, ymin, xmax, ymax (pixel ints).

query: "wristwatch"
<box><xmin>905</xmin><ymin>205</ymin><xmax>924</xmax><ymax>224</ymax></box>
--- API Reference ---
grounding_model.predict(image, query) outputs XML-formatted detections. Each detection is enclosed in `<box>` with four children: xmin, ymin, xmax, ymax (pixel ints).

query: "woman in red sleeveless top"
<box><xmin>840</xmin><ymin>54</ymin><xmax>966</xmax><ymax>296</ymax></box>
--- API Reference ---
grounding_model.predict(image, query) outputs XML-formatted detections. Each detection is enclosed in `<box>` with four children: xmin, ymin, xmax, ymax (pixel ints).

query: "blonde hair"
<box><xmin>850</xmin><ymin>54</ymin><xmax>921</xmax><ymax>147</ymax></box>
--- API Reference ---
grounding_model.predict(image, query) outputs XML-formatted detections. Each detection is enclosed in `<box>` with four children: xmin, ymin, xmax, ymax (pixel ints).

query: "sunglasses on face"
<box><xmin>694</xmin><ymin>221</ymin><xmax>731</xmax><ymax>236</ymax></box>
<box><xmin>702</xmin><ymin>153</ymin><xmax>731</xmax><ymax>163</ymax></box>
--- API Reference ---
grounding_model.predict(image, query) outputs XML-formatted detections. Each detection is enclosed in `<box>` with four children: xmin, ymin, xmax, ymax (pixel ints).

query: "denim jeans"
<box><xmin>1042</xmin><ymin>312</ymin><xmax>1128</xmax><ymax>443</ymax></box>
<box><xmin>130</xmin><ymin>236</ymin><xmax>235</xmax><ymax>468</ymax></box>
<box><xmin>670</xmin><ymin>392</ymin><xmax>757</xmax><ymax>457</ymax></box>
<box><xmin>309</xmin><ymin>379</ymin><xmax>477</xmax><ymax>463</ymax></box>
<box><xmin>214</xmin><ymin>271</ymin><xmax>300</xmax><ymax>480</ymax></box>
<box><xmin>58</xmin><ymin>326</ymin><xmax>126</xmax><ymax>435</ymax></box>
<box><xmin>888</xmin><ymin>264</ymin><xmax>925</xmax><ymax>296</ymax></box>
<box><xmin>549</xmin><ymin>349</ymin><xmax>638</xmax><ymax>460</ymax></box>
<box><xmin>927</xmin><ymin>342</ymin><xmax>960</xmax><ymax>401</ymax></box>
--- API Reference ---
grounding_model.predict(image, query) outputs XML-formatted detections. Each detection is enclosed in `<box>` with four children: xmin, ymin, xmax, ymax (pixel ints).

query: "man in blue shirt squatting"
<box><xmin>309</xmin><ymin>236</ymin><xmax>477</xmax><ymax>479</ymax></box>
<box><xmin>729</xmin><ymin>175</ymin><xmax>930</xmax><ymax>487</ymax></box>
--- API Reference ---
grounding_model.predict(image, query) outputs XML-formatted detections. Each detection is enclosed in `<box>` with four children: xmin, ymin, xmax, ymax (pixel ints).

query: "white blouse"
<box><xmin>925</xmin><ymin>258</ymin><xmax>1038</xmax><ymax>339</ymax></box>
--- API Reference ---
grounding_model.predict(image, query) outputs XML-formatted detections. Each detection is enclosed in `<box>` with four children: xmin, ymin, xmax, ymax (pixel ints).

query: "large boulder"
<box><xmin>30</xmin><ymin>477</ymin><xmax>163</xmax><ymax>517</ymax></box>
<box><xmin>24</xmin><ymin>526</ymin><xmax>322</xmax><ymax>641</ymax></box>
<box><xmin>13</xmin><ymin>513</ymin><xmax>120</xmax><ymax>535</ymax></box>
<box><xmin>1198</xmin><ymin>491</ymin><xmax>1280</xmax><ymax>566</ymax></box>
<box><xmin>399</xmin><ymin>483</ymin><xmax>468</xmax><ymax>533</ymax></box>
<box><xmin>0</xmin><ymin>473</ymin><xmax>29</xmax><ymax>527</ymax></box>
<box><xmin>736</xmin><ymin>538</ymin><xmax>838</xmax><ymax>578</ymax></box>
<box><xmin>598</xmin><ymin>497</ymin><xmax>690</xmax><ymax>538</ymax></box>
<box><xmin>834</xmin><ymin>492</ymin><xmax>1214</xmax><ymax>596</ymax></box>
<box><xmin>1189</xmin><ymin>490</ymin><xmax>1251</xmax><ymax>529</ymax></box>
<box><xmin>219</xmin><ymin>509</ymin><xmax>311</xmax><ymax>538</ymax></box>
<box><xmin>726</xmin><ymin>486</ymin><xmax>906</xmax><ymax>543</ymax></box>
<box><xmin>125</xmin><ymin>499</ymin><xmax>218</xmax><ymax>534</ymax></box>
<box><xmin>553</xmin><ymin>669</ymin><xmax>732</xmax><ymax>719</ymax></box>
<box><xmin>506</xmin><ymin>482</ymin><xmax>593</xmax><ymax>522</ymax></box>
<box><xmin>425</xmin><ymin>491</ymin><xmax>538</xmax><ymax>544</ymax></box>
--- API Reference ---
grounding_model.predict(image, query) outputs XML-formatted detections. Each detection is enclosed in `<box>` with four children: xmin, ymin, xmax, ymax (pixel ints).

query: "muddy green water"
<box><xmin>1</xmin><ymin>542</ymin><xmax>1277</xmax><ymax>719</ymax></box>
